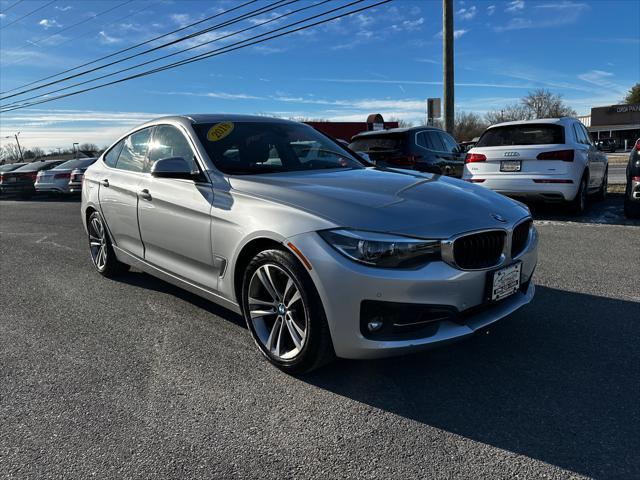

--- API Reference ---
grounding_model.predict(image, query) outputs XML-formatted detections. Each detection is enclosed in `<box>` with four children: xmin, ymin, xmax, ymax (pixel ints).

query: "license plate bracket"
<box><xmin>486</xmin><ymin>262</ymin><xmax>522</xmax><ymax>302</ymax></box>
<box><xmin>500</xmin><ymin>160</ymin><xmax>521</xmax><ymax>172</ymax></box>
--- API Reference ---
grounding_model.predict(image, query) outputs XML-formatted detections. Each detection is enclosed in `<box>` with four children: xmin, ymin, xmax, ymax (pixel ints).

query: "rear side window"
<box><xmin>439</xmin><ymin>132</ymin><xmax>459</xmax><ymax>153</ymax></box>
<box><xmin>422</xmin><ymin>131</ymin><xmax>446</xmax><ymax>151</ymax></box>
<box><xmin>349</xmin><ymin>134</ymin><xmax>405</xmax><ymax>152</ymax></box>
<box><xmin>104</xmin><ymin>140</ymin><xmax>124</xmax><ymax>168</ymax></box>
<box><xmin>115</xmin><ymin>128</ymin><xmax>152</xmax><ymax>172</ymax></box>
<box><xmin>476</xmin><ymin>124</ymin><xmax>565</xmax><ymax>147</ymax></box>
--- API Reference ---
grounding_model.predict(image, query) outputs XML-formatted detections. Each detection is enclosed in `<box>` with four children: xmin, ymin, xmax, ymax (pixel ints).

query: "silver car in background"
<box><xmin>82</xmin><ymin>115</ymin><xmax>537</xmax><ymax>373</ymax></box>
<box><xmin>35</xmin><ymin>158</ymin><xmax>97</xmax><ymax>194</ymax></box>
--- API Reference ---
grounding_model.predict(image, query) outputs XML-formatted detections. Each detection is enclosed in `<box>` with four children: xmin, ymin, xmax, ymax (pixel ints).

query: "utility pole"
<box><xmin>3</xmin><ymin>132</ymin><xmax>23</xmax><ymax>162</ymax></box>
<box><xmin>443</xmin><ymin>0</ymin><xmax>454</xmax><ymax>134</ymax></box>
<box><xmin>73</xmin><ymin>142</ymin><xmax>79</xmax><ymax>159</ymax></box>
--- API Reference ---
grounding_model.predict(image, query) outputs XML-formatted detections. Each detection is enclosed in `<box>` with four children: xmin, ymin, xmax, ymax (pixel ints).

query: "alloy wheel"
<box><xmin>247</xmin><ymin>264</ymin><xmax>308</xmax><ymax>360</ymax></box>
<box><xmin>89</xmin><ymin>215</ymin><xmax>108</xmax><ymax>270</ymax></box>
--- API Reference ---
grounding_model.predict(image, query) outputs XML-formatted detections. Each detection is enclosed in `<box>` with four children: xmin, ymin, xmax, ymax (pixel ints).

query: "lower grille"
<box><xmin>453</xmin><ymin>230</ymin><xmax>505</xmax><ymax>269</ymax></box>
<box><xmin>511</xmin><ymin>220</ymin><xmax>532</xmax><ymax>258</ymax></box>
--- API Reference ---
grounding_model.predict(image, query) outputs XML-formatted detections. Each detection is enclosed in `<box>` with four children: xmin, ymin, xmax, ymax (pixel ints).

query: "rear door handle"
<box><xmin>101</xmin><ymin>179</ymin><xmax>109</xmax><ymax>187</ymax></box>
<box><xmin>138</xmin><ymin>188</ymin><xmax>152</xmax><ymax>201</ymax></box>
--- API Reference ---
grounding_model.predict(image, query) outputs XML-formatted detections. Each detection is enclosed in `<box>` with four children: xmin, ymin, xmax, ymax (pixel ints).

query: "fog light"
<box><xmin>367</xmin><ymin>319</ymin><xmax>383</xmax><ymax>332</ymax></box>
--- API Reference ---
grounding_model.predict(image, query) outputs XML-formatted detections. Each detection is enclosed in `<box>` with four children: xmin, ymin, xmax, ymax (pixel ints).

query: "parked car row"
<box><xmin>0</xmin><ymin>157</ymin><xmax>97</xmax><ymax>198</ymax></box>
<box><xmin>346</xmin><ymin>118</ymin><xmax>613</xmax><ymax>216</ymax></box>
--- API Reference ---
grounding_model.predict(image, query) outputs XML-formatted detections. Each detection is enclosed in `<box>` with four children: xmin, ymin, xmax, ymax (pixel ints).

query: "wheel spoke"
<box><xmin>283</xmin><ymin>277</ymin><xmax>294</xmax><ymax>303</ymax></box>
<box><xmin>287</xmin><ymin>290</ymin><xmax>301</xmax><ymax>308</ymax></box>
<box><xmin>250</xmin><ymin>306</ymin><xmax>277</xmax><ymax>319</ymax></box>
<box><xmin>287</xmin><ymin>313</ymin><xmax>306</xmax><ymax>340</ymax></box>
<box><xmin>266</xmin><ymin>316</ymin><xmax>283</xmax><ymax>352</ymax></box>
<box><xmin>257</xmin><ymin>266</ymin><xmax>280</xmax><ymax>302</ymax></box>
<box><xmin>284</xmin><ymin>316</ymin><xmax>303</xmax><ymax>349</ymax></box>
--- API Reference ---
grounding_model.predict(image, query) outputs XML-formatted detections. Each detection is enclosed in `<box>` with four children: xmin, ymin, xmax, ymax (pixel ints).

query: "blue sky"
<box><xmin>0</xmin><ymin>0</ymin><xmax>638</xmax><ymax>150</ymax></box>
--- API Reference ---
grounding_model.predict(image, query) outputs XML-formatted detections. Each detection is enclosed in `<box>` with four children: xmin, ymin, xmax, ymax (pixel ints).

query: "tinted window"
<box><xmin>148</xmin><ymin>125</ymin><xmax>198</xmax><ymax>172</ymax></box>
<box><xmin>476</xmin><ymin>124</ymin><xmax>565</xmax><ymax>146</ymax></box>
<box><xmin>580</xmin><ymin>124</ymin><xmax>592</xmax><ymax>145</ymax></box>
<box><xmin>53</xmin><ymin>158</ymin><xmax>97</xmax><ymax>170</ymax></box>
<box><xmin>104</xmin><ymin>140</ymin><xmax>124</xmax><ymax>168</ymax></box>
<box><xmin>193</xmin><ymin>121</ymin><xmax>362</xmax><ymax>175</ymax></box>
<box><xmin>14</xmin><ymin>161</ymin><xmax>62</xmax><ymax>172</ymax></box>
<box><xmin>116</xmin><ymin>128</ymin><xmax>152</xmax><ymax>172</ymax></box>
<box><xmin>439</xmin><ymin>132</ymin><xmax>459</xmax><ymax>153</ymax></box>
<box><xmin>424</xmin><ymin>131</ymin><xmax>446</xmax><ymax>151</ymax></box>
<box><xmin>349</xmin><ymin>133</ymin><xmax>405</xmax><ymax>152</ymax></box>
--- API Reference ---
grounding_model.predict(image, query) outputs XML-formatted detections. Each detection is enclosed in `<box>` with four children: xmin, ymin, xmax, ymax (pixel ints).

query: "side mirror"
<box><xmin>151</xmin><ymin>157</ymin><xmax>199</xmax><ymax>180</ymax></box>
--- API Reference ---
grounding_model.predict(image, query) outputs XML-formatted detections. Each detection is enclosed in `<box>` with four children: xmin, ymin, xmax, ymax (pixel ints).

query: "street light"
<box><xmin>73</xmin><ymin>142</ymin><xmax>79</xmax><ymax>159</ymax></box>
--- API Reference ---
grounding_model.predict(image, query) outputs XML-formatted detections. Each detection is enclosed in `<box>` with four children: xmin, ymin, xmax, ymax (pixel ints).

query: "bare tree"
<box><xmin>485</xmin><ymin>104</ymin><xmax>533</xmax><ymax>125</ymax></box>
<box><xmin>78</xmin><ymin>143</ymin><xmax>98</xmax><ymax>152</ymax></box>
<box><xmin>0</xmin><ymin>142</ymin><xmax>23</xmax><ymax>163</ymax></box>
<box><xmin>452</xmin><ymin>111</ymin><xmax>488</xmax><ymax>142</ymax></box>
<box><xmin>521</xmin><ymin>89</ymin><xmax>576</xmax><ymax>118</ymax></box>
<box><xmin>387</xmin><ymin>116</ymin><xmax>413</xmax><ymax>128</ymax></box>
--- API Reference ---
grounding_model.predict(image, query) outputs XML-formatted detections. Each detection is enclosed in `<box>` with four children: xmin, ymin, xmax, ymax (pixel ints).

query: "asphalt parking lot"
<box><xmin>1</xmin><ymin>195</ymin><xmax>639</xmax><ymax>479</ymax></box>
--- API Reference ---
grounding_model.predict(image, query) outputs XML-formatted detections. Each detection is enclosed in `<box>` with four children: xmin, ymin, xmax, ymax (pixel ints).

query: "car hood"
<box><xmin>229</xmin><ymin>167</ymin><xmax>529</xmax><ymax>238</ymax></box>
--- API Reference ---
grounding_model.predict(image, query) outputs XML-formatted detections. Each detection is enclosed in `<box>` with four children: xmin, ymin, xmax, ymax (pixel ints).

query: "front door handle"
<box><xmin>101</xmin><ymin>179</ymin><xmax>109</xmax><ymax>187</ymax></box>
<box><xmin>138</xmin><ymin>189</ymin><xmax>152</xmax><ymax>201</ymax></box>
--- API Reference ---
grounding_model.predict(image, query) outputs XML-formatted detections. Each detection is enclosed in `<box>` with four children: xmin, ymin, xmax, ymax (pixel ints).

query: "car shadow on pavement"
<box><xmin>114</xmin><ymin>270</ymin><xmax>246</xmax><ymax>329</ymax></box>
<box><xmin>528</xmin><ymin>193</ymin><xmax>640</xmax><ymax>227</ymax></box>
<box><xmin>304</xmin><ymin>286</ymin><xmax>640</xmax><ymax>478</ymax></box>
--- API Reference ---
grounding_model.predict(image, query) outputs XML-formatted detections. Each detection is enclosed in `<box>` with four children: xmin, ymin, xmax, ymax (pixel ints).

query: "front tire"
<box><xmin>241</xmin><ymin>249</ymin><xmax>334</xmax><ymax>374</ymax></box>
<box><xmin>87</xmin><ymin>211</ymin><xmax>130</xmax><ymax>277</ymax></box>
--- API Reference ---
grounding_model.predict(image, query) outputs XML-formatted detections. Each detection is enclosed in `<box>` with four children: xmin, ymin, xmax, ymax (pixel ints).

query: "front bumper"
<box><xmin>286</xmin><ymin>228</ymin><xmax>538</xmax><ymax>359</ymax></box>
<box><xmin>464</xmin><ymin>175</ymin><xmax>579</xmax><ymax>202</ymax></box>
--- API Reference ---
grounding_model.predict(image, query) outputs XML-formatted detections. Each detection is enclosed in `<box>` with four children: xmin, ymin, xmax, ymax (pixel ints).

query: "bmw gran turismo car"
<box><xmin>463</xmin><ymin>118</ymin><xmax>608</xmax><ymax>215</ymax></box>
<box><xmin>81</xmin><ymin>115</ymin><xmax>538</xmax><ymax>373</ymax></box>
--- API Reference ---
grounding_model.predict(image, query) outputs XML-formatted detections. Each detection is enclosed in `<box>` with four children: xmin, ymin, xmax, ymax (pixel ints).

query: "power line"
<box><xmin>0</xmin><ymin>0</ymin><xmax>294</xmax><ymax>101</ymax></box>
<box><xmin>1</xmin><ymin>0</ymin><xmax>392</xmax><ymax>112</ymax></box>
<box><xmin>0</xmin><ymin>0</ymin><xmax>25</xmax><ymax>14</ymax></box>
<box><xmin>0</xmin><ymin>0</ymin><xmax>57</xmax><ymax>31</ymax></box>
<box><xmin>8</xmin><ymin>0</ymin><xmax>134</xmax><ymax>55</ymax></box>
<box><xmin>0</xmin><ymin>0</ymin><xmax>263</xmax><ymax>95</ymax></box>
<box><xmin>2</xmin><ymin>0</ymin><xmax>333</xmax><ymax>107</ymax></box>
<box><xmin>2</xmin><ymin>1</ymin><xmax>155</xmax><ymax>68</ymax></box>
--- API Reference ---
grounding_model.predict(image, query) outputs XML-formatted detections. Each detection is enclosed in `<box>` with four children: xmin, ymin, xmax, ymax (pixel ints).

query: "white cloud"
<box><xmin>534</xmin><ymin>1</ymin><xmax>588</xmax><ymax>9</ymax></box>
<box><xmin>487</xmin><ymin>5</ymin><xmax>496</xmax><ymax>16</ymax></box>
<box><xmin>55</xmin><ymin>5</ymin><xmax>72</xmax><ymax>11</ymax></box>
<box><xmin>38</xmin><ymin>19</ymin><xmax>61</xmax><ymax>29</ymax></box>
<box><xmin>170</xmin><ymin>13</ymin><xmax>191</xmax><ymax>27</ymax></box>
<box><xmin>392</xmin><ymin>17</ymin><xmax>424</xmax><ymax>31</ymax></box>
<box><xmin>0</xmin><ymin>13</ymin><xmax>6</xmax><ymax>19</ymax></box>
<box><xmin>505</xmin><ymin>1</ymin><xmax>525</xmax><ymax>12</ymax></box>
<box><xmin>98</xmin><ymin>31</ymin><xmax>121</xmax><ymax>45</ymax></box>
<box><xmin>457</xmin><ymin>6</ymin><xmax>477</xmax><ymax>20</ymax></box>
<box><xmin>435</xmin><ymin>29</ymin><xmax>469</xmax><ymax>39</ymax></box>
<box><xmin>578</xmin><ymin>70</ymin><xmax>626</xmax><ymax>95</ymax></box>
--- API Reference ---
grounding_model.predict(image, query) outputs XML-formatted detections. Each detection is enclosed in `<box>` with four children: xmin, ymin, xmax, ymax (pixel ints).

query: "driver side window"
<box><xmin>148</xmin><ymin>125</ymin><xmax>199</xmax><ymax>172</ymax></box>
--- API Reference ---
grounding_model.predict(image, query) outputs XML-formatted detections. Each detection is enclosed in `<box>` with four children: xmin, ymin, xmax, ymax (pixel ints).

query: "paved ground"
<box><xmin>1</xmin><ymin>195</ymin><xmax>638</xmax><ymax>479</ymax></box>
<box><xmin>608</xmin><ymin>164</ymin><xmax>626</xmax><ymax>185</ymax></box>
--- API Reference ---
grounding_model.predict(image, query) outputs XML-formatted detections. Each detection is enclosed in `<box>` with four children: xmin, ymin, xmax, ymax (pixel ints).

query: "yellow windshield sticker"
<box><xmin>207</xmin><ymin>122</ymin><xmax>234</xmax><ymax>142</ymax></box>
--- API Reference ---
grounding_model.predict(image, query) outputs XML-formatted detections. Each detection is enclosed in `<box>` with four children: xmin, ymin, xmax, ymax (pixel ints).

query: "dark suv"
<box><xmin>624</xmin><ymin>138</ymin><xmax>640</xmax><ymax>219</ymax></box>
<box><xmin>349</xmin><ymin>126</ymin><xmax>465</xmax><ymax>177</ymax></box>
<box><xmin>596</xmin><ymin>138</ymin><xmax>617</xmax><ymax>153</ymax></box>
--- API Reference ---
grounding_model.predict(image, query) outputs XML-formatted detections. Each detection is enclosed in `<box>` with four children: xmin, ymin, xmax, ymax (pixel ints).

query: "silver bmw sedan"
<box><xmin>81</xmin><ymin>115</ymin><xmax>537</xmax><ymax>373</ymax></box>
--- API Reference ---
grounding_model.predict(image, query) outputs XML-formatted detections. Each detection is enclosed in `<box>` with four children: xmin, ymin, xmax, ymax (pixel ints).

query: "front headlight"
<box><xmin>318</xmin><ymin>229</ymin><xmax>441</xmax><ymax>268</ymax></box>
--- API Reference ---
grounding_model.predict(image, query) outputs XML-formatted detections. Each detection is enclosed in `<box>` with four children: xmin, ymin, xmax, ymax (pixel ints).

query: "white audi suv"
<box><xmin>463</xmin><ymin>118</ymin><xmax>608</xmax><ymax>214</ymax></box>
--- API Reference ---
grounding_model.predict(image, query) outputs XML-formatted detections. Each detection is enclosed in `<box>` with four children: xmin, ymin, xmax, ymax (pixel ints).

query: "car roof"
<box><xmin>487</xmin><ymin>117</ymin><xmax>577</xmax><ymax>129</ymax></box>
<box><xmin>352</xmin><ymin>126</ymin><xmax>443</xmax><ymax>138</ymax></box>
<box><xmin>155</xmin><ymin>114</ymin><xmax>300</xmax><ymax>125</ymax></box>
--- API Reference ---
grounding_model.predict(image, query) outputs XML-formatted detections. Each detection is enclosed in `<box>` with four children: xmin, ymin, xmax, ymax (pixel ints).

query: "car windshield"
<box><xmin>476</xmin><ymin>124</ymin><xmax>565</xmax><ymax>146</ymax></box>
<box><xmin>54</xmin><ymin>158</ymin><xmax>96</xmax><ymax>170</ymax></box>
<box><xmin>349</xmin><ymin>134</ymin><xmax>405</xmax><ymax>152</ymax></box>
<box><xmin>193</xmin><ymin>121</ymin><xmax>364</xmax><ymax>175</ymax></box>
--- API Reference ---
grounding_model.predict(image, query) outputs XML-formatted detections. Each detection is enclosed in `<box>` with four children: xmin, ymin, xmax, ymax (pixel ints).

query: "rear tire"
<box><xmin>570</xmin><ymin>173</ymin><xmax>588</xmax><ymax>215</ymax></box>
<box><xmin>241</xmin><ymin>249</ymin><xmax>334</xmax><ymax>374</ymax></box>
<box><xmin>88</xmin><ymin>211</ymin><xmax>130</xmax><ymax>278</ymax></box>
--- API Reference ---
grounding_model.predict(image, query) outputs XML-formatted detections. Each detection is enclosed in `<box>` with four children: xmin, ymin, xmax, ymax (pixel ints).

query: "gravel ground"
<box><xmin>0</xmin><ymin>196</ymin><xmax>638</xmax><ymax>479</ymax></box>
